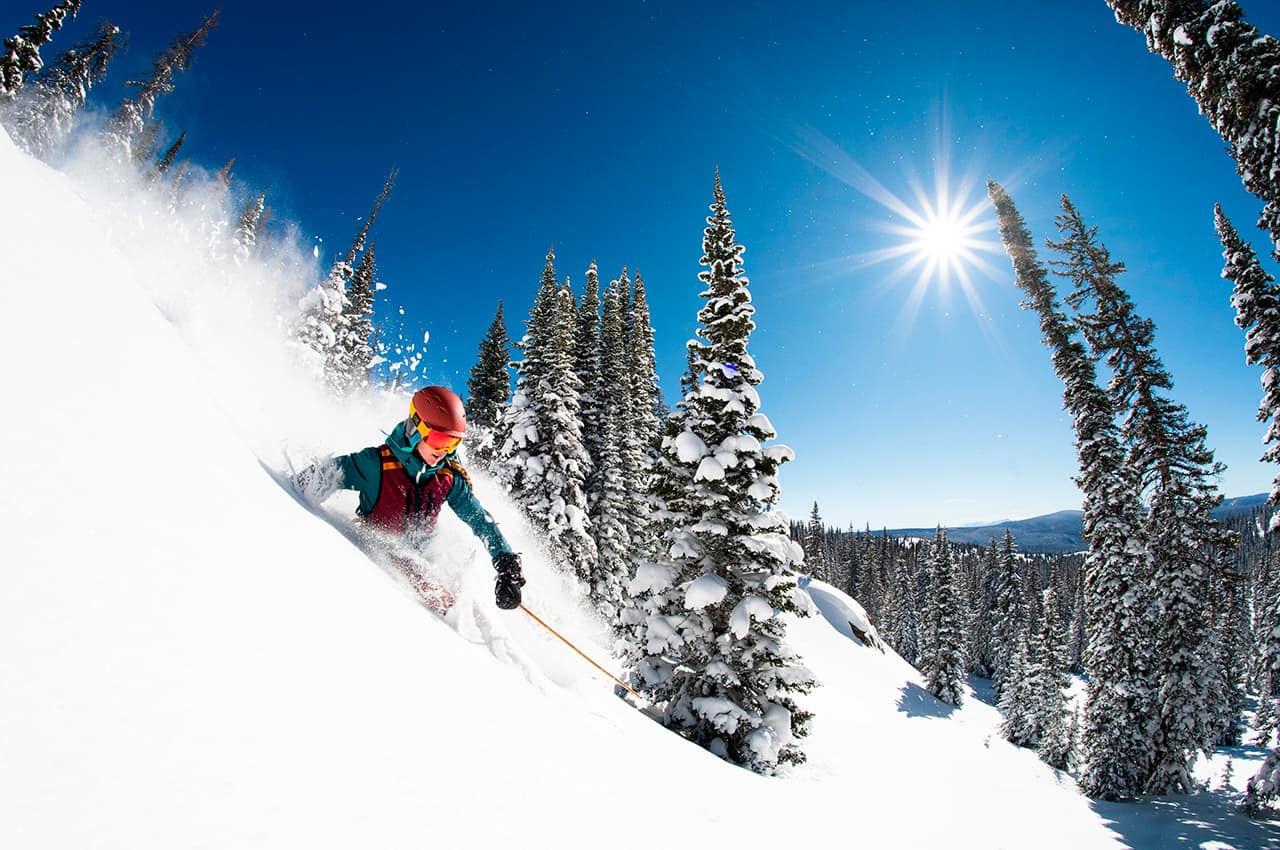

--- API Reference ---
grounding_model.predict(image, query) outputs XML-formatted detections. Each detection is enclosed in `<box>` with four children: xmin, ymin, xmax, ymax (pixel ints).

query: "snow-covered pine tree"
<box><xmin>296</xmin><ymin>170</ymin><xmax>395</xmax><ymax>395</ymax></box>
<box><xmin>624</xmin><ymin>270</ymin><xmax>662</xmax><ymax>559</ymax></box>
<box><xmin>465</xmin><ymin>302</ymin><xmax>512</xmax><ymax>472</ymax></box>
<box><xmin>1034</xmin><ymin>580</ymin><xmax>1073</xmax><ymax>770</ymax></box>
<box><xmin>921</xmin><ymin>526</ymin><xmax>965</xmax><ymax>706</ymax></box>
<box><xmin>883</xmin><ymin>551</ymin><xmax>919</xmax><ymax>665</ymax></box>
<box><xmin>1107</xmin><ymin>1</ymin><xmax>1280</xmax><ymax>261</ymax></box>
<box><xmin>804</xmin><ymin>502</ymin><xmax>829</xmax><ymax>582</ymax></box>
<box><xmin>989</xmin><ymin>529</ymin><xmax>1026</xmax><ymax>700</ymax></box>
<box><xmin>1245</xmin><ymin>748</ymin><xmax>1280</xmax><ymax>818</ymax></box>
<box><xmin>496</xmin><ymin>248</ymin><xmax>597</xmax><ymax>581</ymax></box>
<box><xmin>573</xmin><ymin>262</ymin><xmax>604</xmax><ymax>509</ymax></box>
<box><xmin>1255</xmin><ymin>554</ymin><xmax>1280</xmax><ymax>747</ymax></box>
<box><xmin>585</xmin><ymin>275</ymin><xmax>632</xmax><ymax>621</ymax></box>
<box><xmin>964</xmin><ymin>542</ymin><xmax>994</xmax><ymax>679</ymax></box>
<box><xmin>132</xmin><ymin>118</ymin><xmax>163</xmax><ymax>169</ymax></box>
<box><xmin>1067</xmin><ymin>565</ymin><xmax>1086</xmax><ymax>674</ymax></box>
<box><xmin>999</xmin><ymin>631</ymin><xmax>1036</xmax><ymax>747</ymax></box>
<box><xmin>626</xmin><ymin>172</ymin><xmax>814</xmax><ymax>774</ymax></box>
<box><xmin>989</xmin><ymin>179</ymin><xmax>1153</xmax><ymax>801</ymax></box>
<box><xmin>1212</xmin><ymin>553</ymin><xmax>1248</xmax><ymax>746</ymax></box>
<box><xmin>1218</xmin><ymin>206</ymin><xmax>1280</xmax><ymax>517</ymax></box>
<box><xmin>1053</xmin><ymin>195</ymin><xmax>1229</xmax><ymax>795</ymax></box>
<box><xmin>336</xmin><ymin>241</ymin><xmax>377</xmax><ymax>393</ymax></box>
<box><xmin>153</xmin><ymin>129</ymin><xmax>185</xmax><ymax>176</ymax></box>
<box><xmin>294</xmin><ymin>257</ymin><xmax>351</xmax><ymax>382</ymax></box>
<box><xmin>1022</xmin><ymin>549</ymin><xmax>1044</xmax><ymax>641</ymax></box>
<box><xmin>105</xmin><ymin>10</ymin><xmax>218</xmax><ymax>160</ymax></box>
<box><xmin>233</xmin><ymin>191</ymin><xmax>267</xmax><ymax>262</ymax></box>
<box><xmin>860</xmin><ymin>525</ymin><xmax>885</xmax><ymax>624</ymax></box>
<box><xmin>0</xmin><ymin>0</ymin><xmax>80</xmax><ymax>101</ymax></box>
<box><xmin>2</xmin><ymin>19</ymin><xmax>117</xmax><ymax>160</ymax></box>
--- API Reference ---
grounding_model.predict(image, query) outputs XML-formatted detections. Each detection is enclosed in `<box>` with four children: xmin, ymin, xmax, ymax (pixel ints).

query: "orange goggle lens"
<box><xmin>410</xmin><ymin>411</ymin><xmax>462</xmax><ymax>454</ymax></box>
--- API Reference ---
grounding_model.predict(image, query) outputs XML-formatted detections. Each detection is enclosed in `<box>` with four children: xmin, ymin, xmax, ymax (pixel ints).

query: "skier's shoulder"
<box><xmin>337</xmin><ymin>444</ymin><xmax>387</xmax><ymax>485</ymax></box>
<box><xmin>443</xmin><ymin>457</ymin><xmax>473</xmax><ymax>491</ymax></box>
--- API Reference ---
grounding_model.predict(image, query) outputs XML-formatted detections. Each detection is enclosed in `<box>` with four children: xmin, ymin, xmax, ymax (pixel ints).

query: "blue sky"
<box><xmin>45</xmin><ymin>0</ymin><xmax>1280</xmax><ymax>528</ymax></box>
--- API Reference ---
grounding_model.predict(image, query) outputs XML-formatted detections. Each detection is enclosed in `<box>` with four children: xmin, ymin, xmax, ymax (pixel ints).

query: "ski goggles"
<box><xmin>407</xmin><ymin>408</ymin><xmax>463</xmax><ymax>454</ymax></box>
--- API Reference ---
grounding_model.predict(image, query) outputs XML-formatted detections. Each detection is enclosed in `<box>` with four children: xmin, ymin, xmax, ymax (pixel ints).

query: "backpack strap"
<box><xmin>444</xmin><ymin>458</ymin><xmax>472</xmax><ymax>488</ymax></box>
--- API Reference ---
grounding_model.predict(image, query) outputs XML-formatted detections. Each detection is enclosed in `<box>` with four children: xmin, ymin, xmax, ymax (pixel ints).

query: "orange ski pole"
<box><xmin>518</xmin><ymin>603</ymin><xmax>644</xmax><ymax>702</ymax></box>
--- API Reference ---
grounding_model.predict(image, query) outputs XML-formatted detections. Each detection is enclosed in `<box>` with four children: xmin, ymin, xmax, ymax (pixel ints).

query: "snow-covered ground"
<box><xmin>2</xmin><ymin>127</ymin><xmax>1278</xmax><ymax>849</ymax></box>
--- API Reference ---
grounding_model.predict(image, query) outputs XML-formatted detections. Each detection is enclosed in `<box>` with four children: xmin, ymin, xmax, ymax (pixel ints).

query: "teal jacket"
<box><xmin>331</xmin><ymin>421</ymin><xmax>513</xmax><ymax>559</ymax></box>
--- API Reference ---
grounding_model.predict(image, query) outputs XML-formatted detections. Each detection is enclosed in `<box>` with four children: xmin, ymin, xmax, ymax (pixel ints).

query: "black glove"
<box><xmin>494</xmin><ymin>552</ymin><xmax>525</xmax><ymax>610</ymax></box>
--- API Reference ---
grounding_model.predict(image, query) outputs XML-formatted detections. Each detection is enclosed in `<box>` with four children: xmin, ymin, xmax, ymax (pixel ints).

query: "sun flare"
<box><xmin>889</xmin><ymin>191</ymin><xmax>997</xmax><ymax>289</ymax></box>
<box><xmin>915</xmin><ymin>210</ymin><xmax>970</xmax><ymax>263</ymax></box>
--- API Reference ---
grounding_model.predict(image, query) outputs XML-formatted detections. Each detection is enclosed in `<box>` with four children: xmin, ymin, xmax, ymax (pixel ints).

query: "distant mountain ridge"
<box><xmin>885</xmin><ymin>493</ymin><xmax>1269</xmax><ymax>554</ymax></box>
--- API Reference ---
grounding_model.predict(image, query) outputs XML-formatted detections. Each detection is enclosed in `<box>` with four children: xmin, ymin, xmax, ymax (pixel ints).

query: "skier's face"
<box><xmin>415</xmin><ymin>441</ymin><xmax>448</xmax><ymax>465</ymax></box>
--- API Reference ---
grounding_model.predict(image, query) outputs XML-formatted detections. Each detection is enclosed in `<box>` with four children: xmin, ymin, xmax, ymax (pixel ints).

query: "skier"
<box><xmin>296</xmin><ymin>385</ymin><xmax>524</xmax><ymax>612</ymax></box>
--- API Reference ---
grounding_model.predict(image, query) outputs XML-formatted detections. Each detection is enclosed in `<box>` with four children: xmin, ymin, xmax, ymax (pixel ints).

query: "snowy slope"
<box><xmin>2</xmin><ymin>127</ymin><xmax>1273</xmax><ymax>849</ymax></box>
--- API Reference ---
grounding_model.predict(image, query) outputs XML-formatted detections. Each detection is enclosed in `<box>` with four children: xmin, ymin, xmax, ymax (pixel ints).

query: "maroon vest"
<box><xmin>364</xmin><ymin>445</ymin><xmax>457</xmax><ymax>536</ymax></box>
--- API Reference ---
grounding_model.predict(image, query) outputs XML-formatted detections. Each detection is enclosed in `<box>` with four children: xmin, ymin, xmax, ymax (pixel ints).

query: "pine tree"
<box><xmin>0</xmin><ymin>0</ymin><xmax>81</xmax><ymax>101</ymax></box>
<box><xmin>921</xmin><ymin>527</ymin><xmax>965</xmax><ymax>706</ymax></box>
<box><xmin>296</xmin><ymin>170</ymin><xmax>395</xmax><ymax>395</ymax></box>
<box><xmin>106</xmin><ymin>10</ymin><xmax>218</xmax><ymax>159</ymax></box>
<box><xmin>1067</xmin><ymin>567</ymin><xmax>1087</xmax><ymax>674</ymax></box>
<box><xmin>1034</xmin><ymin>581</ymin><xmax>1073</xmax><ymax>770</ymax></box>
<box><xmin>496</xmin><ymin>248</ymin><xmax>597</xmax><ymax>581</ymax></box>
<box><xmin>1213</xmin><ymin>554</ymin><xmax>1248</xmax><ymax>746</ymax></box>
<box><xmin>1107</xmin><ymin>1</ymin><xmax>1280</xmax><ymax>261</ymax></box>
<box><xmin>2</xmin><ymin>19</ymin><xmax>117</xmax><ymax>160</ymax></box>
<box><xmin>990</xmin><ymin>529</ymin><xmax>1026</xmax><ymax>700</ymax></box>
<box><xmin>1053</xmin><ymin>194</ymin><xmax>1228</xmax><ymax>795</ymax></box>
<box><xmin>805</xmin><ymin>502</ymin><xmax>828</xmax><ymax>582</ymax></box>
<box><xmin>884</xmin><ymin>551</ymin><xmax>919</xmax><ymax>665</ymax></box>
<box><xmin>465</xmin><ymin>302</ymin><xmax>512</xmax><ymax>472</ymax></box>
<box><xmin>964</xmin><ymin>544</ymin><xmax>994</xmax><ymax>679</ymax></box>
<box><xmin>625</xmin><ymin>270</ymin><xmax>662</xmax><ymax>559</ymax></box>
<box><xmin>989</xmin><ymin>180</ymin><xmax>1153</xmax><ymax>801</ymax></box>
<box><xmin>337</xmin><ymin>241</ymin><xmax>377</xmax><ymax>392</ymax></box>
<box><xmin>132</xmin><ymin>118</ymin><xmax>162</xmax><ymax>168</ymax></box>
<box><xmin>573</xmin><ymin>261</ymin><xmax>604</xmax><ymax>508</ymax></box>
<box><xmin>1245</xmin><ymin>748</ymin><xmax>1280</xmax><ymax>818</ymax></box>
<box><xmin>626</xmin><ymin>172</ymin><xmax>814</xmax><ymax>774</ymax></box>
<box><xmin>233</xmin><ymin>191</ymin><xmax>266</xmax><ymax>261</ymax></box>
<box><xmin>587</xmin><ymin>277</ymin><xmax>632</xmax><ymax>620</ymax></box>
<box><xmin>1218</xmin><ymin>206</ymin><xmax>1280</xmax><ymax>516</ymax></box>
<box><xmin>1000</xmin><ymin>632</ymin><xmax>1036</xmax><ymax>746</ymax></box>
<box><xmin>860</xmin><ymin>525</ymin><xmax>884</xmax><ymax>623</ymax></box>
<box><xmin>153</xmin><ymin>129</ymin><xmax>185</xmax><ymax>176</ymax></box>
<box><xmin>1256</xmin><ymin>554</ymin><xmax>1280</xmax><ymax>747</ymax></box>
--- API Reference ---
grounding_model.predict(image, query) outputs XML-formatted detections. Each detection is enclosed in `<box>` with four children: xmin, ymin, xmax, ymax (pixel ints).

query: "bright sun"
<box><xmin>893</xmin><ymin>194</ymin><xmax>995</xmax><ymax>286</ymax></box>
<box><xmin>916</xmin><ymin>212</ymin><xmax>968</xmax><ymax>262</ymax></box>
<box><xmin>872</xmin><ymin>176</ymin><xmax>1006</xmax><ymax>327</ymax></box>
<box><xmin>784</xmin><ymin>122</ymin><xmax>1007</xmax><ymax>327</ymax></box>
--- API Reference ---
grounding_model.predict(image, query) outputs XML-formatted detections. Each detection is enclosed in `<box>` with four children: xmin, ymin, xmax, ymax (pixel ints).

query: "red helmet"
<box><xmin>410</xmin><ymin>386</ymin><xmax>467</xmax><ymax>437</ymax></box>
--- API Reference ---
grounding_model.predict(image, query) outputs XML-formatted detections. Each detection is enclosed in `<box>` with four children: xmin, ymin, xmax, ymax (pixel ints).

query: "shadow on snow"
<box><xmin>896</xmin><ymin>681</ymin><xmax>959</xmax><ymax>719</ymax></box>
<box><xmin>1091</xmin><ymin>789</ymin><xmax>1280</xmax><ymax>849</ymax></box>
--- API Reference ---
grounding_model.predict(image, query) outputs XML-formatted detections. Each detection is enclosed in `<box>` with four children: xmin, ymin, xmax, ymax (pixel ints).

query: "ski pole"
<box><xmin>518</xmin><ymin>603</ymin><xmax>644</xmax><ymax>702</ymax></box>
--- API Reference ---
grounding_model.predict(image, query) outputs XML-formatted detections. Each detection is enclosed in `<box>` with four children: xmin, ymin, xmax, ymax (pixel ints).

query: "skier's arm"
<box><xmin>446</xmin><ymin>474</ymin><xmax>513</xmax><ymax>560</ymax></box>
<box><xmin>295</xmin><ymin>447</ymin><xmax>382</xmax><ymax>514</ymax></box>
